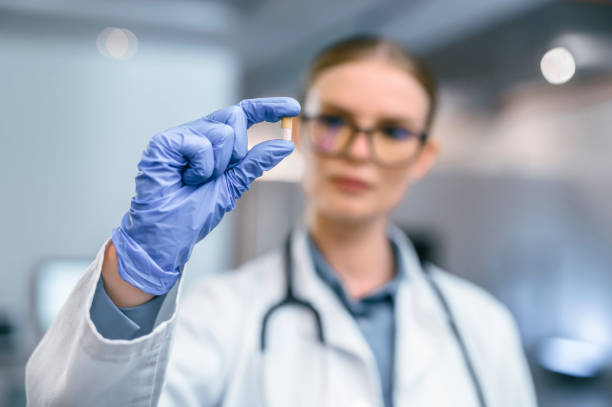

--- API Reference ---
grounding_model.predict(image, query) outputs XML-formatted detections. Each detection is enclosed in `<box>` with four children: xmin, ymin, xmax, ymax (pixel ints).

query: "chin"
<box><xmin>318</xmin><ymin>193</ymin><xmax>383</xmax><ymax>225</ymax></box>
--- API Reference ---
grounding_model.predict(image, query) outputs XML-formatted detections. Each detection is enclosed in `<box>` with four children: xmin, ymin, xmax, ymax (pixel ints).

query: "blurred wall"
<box><xmin>425</xmin><ymin>78</ymin><xmax>612</xmax><ymax>336</ymax></box>
<box><xmin>0</xmin><ymin>30</ymin><xmax>239</xmax><ymax>357</ymax></box>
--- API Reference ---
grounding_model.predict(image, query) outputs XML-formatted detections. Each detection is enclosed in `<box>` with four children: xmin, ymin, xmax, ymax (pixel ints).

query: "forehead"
<box><xmin>305</xmin><ymin>59</ymin><xmax>430</xmax><ymax>127</ymax></box>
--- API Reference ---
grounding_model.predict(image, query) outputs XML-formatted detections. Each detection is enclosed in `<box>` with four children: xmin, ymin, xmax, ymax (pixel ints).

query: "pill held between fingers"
<box><xmin>281</xmin><ymin>117</ymin><xmax>293</xmax><ymax>141</ymax></box>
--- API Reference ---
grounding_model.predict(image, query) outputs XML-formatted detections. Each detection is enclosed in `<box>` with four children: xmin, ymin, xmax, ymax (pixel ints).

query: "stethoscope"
<box><xmin>260</xmin><ymin>232</ymin><xmax>487</xmax><ymax>407</ymax></box>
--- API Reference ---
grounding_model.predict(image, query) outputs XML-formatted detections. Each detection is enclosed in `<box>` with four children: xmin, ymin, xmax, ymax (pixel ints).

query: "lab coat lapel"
<box><xmin>290</xmin><ymin>227</ymin><xmax>375</xmax><ymax>365</ymax></box>
<box><xmin>388</xmin><ymin>227</ymin><xmax>450</xmax><ymax>395</ymax></box>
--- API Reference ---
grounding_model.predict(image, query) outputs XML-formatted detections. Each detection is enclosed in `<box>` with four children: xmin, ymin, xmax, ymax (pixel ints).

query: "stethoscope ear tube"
<box><xmin>260</xmin><ymin>233</ymin><xmax>325</xmax><ymax>351</ymax></box>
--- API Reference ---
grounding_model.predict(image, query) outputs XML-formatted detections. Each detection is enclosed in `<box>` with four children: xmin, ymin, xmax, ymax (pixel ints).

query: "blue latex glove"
<box><xmin>111</xmin><ymin>97</ymin><xmax>300</xmax><ymax>295</ymax></box>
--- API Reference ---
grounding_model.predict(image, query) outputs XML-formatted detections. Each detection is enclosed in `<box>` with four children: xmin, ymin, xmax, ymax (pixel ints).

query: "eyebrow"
<box><xmin>319</xmin><ymin>102</ymin><xmax>418</xmax><ymax>128</ymax></box>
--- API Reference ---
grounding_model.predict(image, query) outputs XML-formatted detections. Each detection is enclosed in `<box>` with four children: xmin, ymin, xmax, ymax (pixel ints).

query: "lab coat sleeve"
<box><xmin>25</xmin><ymin>238</ymin><xmax>181</xmax><ymax>407</ymax></box>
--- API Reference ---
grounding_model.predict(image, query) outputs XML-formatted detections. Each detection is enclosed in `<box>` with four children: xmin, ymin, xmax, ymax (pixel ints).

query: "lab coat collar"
<box><xmin>290</xmin><ymin>225</ymin><xmax>449</xmax><ymax>380</ymax></box>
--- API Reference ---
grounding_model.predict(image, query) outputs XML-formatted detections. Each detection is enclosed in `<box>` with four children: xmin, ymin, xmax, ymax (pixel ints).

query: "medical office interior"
<box><xmin>1</xmin><ymin>0</ymin><xmax>611</xmax><ymax>405</ymax></box>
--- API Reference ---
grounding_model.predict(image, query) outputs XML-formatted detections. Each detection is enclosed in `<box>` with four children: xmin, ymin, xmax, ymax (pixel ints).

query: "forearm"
<box><xmin>101</xmin><ymin>240</ymin><xmax>155</xmax><ymax>307</ymax></box>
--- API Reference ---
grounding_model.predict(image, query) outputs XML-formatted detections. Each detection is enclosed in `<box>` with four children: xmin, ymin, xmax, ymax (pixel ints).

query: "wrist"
<box><xmin>101</xmin><ymin>240</ymin><xmax>155</xmax><ymax>307</ymax></box>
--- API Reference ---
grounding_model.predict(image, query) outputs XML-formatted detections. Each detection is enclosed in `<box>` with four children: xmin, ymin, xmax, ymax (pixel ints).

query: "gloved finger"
<box><xmin>205</xmin><ymin>105</ymin><xmax>249</xmax><ymax>166</ymax></box>
<box><xmin>135</xmin><ymin>131</ymin><xmax>215</xmax><ymax>200</ymax></box>
<box><xmin>239</xmin><ymin>97</ymin><xmax>301</xmax><ymax>128</ymax></box>
<box><xmin>225</xmin><ymin>139</ymin><xmax>295</xmax><ymax>200</ymax></box>
<box><xmin>177</xmin><ymin>118</ymin><xmax>236</xmax><ymax>178</ymax></box>
<box><xmin>181</xmin><ymin>129</ymin><xmax>216</xmax><ymax>185</ymax></box>
<box><xmin>198</xmin><ymin>121</ymin><xmax>235</xmax><ymax>177</ymax></box>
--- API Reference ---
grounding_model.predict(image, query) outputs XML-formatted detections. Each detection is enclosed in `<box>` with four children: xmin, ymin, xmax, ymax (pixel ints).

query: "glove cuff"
<box><xmin>111</xmin><ymin>226</ymin><xmax>180</xmax><ymax>295</ymax></box>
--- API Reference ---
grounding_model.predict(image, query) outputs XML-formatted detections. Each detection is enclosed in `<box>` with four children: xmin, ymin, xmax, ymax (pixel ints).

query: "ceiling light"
<box><xmin>96</xmin><ymin>27</ymin><xmax>138</xmax><ymax>60</ymax></box>
<box><xmin>540</xmin><ymin>47</ymin><xmax>575</xmax><ymax>85</ymax></box>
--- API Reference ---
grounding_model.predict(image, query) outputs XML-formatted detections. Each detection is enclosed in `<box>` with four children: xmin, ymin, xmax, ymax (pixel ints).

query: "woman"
<box><xmin>26</xmin><ymin>35</ymin><xmax>536</xmax><ymax>407</ymax></box>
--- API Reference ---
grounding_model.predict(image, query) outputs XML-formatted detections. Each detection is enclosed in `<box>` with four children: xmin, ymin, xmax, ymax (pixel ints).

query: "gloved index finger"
<box><xmin>239</xmin><ymin>97</ymin><xmax>301</xmax><ymax>129</ymax></box>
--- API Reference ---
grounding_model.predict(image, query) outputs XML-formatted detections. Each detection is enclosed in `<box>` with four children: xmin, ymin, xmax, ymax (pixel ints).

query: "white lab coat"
<box><xmin>26</xmin><ymin>226</ymin><xmax>537</xmax><ymax>407</ymax></box>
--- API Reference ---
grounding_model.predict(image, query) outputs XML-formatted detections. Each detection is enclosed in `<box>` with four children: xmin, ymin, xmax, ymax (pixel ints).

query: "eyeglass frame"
<box><xmin>299</xmin><ymin>113</ymin><xmax>429</xmax><ymax>168</ymax></box>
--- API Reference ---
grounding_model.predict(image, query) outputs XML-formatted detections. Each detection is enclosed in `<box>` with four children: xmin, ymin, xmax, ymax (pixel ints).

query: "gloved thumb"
<box><xmin>225</xmin><ymin>139</ymin><xmax>294</xmax><ymax>199</ymax></box>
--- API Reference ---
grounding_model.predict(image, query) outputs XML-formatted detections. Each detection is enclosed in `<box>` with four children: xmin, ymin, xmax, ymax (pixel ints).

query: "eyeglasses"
<box><xmin>301</xmin><ymin>113</ymin><xmax>427</xmax><ymax>167</ymax></box>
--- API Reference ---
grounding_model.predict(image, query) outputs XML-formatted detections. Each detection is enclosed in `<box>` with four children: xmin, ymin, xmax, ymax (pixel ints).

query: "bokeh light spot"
<box><xmin>96</xmin><ymin>27</ymin><xmax>138</xmax><ymax>60</ymax></box>
<box><xmin>540</xmin><ymin>47</ymin><xmax>575</xmax><ymax>85</ymax></box>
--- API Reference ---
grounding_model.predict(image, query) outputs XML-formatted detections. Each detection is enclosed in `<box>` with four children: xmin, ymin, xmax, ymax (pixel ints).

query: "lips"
<box><xmin>329</xmin><ymin>175</ymin><xmax>373</xmax><ymax>193</ymax></box>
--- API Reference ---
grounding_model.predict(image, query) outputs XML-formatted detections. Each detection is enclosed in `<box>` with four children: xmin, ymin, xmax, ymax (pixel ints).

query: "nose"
<box><xmin>345</xmin><ymin>131</ymin><xmax>371</xmax><ymax>162</ymax></box>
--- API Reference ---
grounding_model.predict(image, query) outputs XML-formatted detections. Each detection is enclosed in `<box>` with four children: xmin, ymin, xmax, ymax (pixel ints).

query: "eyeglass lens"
<box><xmin>307</xmin><ymin>114</ymin><xmax>421</xmax><ymax>165</ymax></box>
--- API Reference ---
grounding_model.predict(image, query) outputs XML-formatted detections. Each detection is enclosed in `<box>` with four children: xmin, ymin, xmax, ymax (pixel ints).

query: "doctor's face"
<box><xmin>296</xmin><ymin>59</ymin><xmax>439</xmax><ymax>224</ymax></box>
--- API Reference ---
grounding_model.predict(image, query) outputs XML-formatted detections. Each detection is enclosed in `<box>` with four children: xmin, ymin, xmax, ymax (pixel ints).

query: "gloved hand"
<box><xmin>111</xmin><ymin>97</ymin><xmax>300</xmax><ymax>295</ymax></box>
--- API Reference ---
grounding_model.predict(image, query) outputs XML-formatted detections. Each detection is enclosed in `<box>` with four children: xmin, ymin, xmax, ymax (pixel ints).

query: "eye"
<box><xmin>318</xmin><ymin>114</ymin><xmax>345</xmax><ymax>129</ymax></box>
<box><xmin>381</xmin><ymin>126</ymin><xmax>415</xmax><ymax>140</ymax></box>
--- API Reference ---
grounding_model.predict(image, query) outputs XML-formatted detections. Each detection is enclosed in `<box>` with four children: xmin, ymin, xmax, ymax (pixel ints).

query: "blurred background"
<box><xmin>1</xmin><ymin>0</ymin><xmax>611</xmax><ymax>405</ymax></box>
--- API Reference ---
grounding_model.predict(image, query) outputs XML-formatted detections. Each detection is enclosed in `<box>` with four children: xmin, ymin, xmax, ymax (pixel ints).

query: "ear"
<box><xmin>408</xmin><ymin>139</ymin><xmax>440</xmax><ymax>182</ymax></box>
